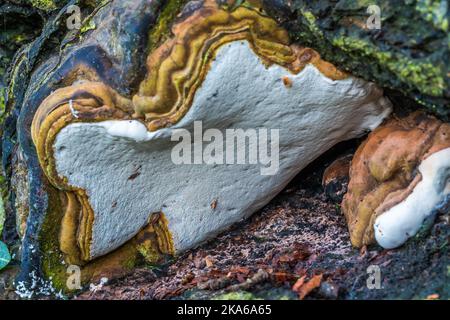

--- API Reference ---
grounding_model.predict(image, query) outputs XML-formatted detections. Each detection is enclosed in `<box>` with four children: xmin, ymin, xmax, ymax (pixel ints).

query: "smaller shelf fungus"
<box><xmin>14</xmin><ymin>0</ymin><xmax>394</xmax><ymax>290</ymax></box>
<box><xmin>342</xmin><ymin>113</ymin><xmax>450</xmax><ymax>249</ymax></box>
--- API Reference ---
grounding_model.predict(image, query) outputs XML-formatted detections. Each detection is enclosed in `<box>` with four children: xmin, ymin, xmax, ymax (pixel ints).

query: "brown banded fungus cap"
<box><xmin>28</xmin><ymin>0</ymin><xmax>391</xmax><ymax>287</ymax></box>
<box><xmin>342</xmin><ymin>112</ymin><xmax>450</xmax><ymax>249</ymax></box>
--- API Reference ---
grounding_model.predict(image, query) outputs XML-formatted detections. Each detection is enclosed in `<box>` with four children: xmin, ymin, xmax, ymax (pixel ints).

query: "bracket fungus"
<box><xmin>7</xmin><ymin>0</ymin><xmax>393</xmax><ymax>291</ymax></box>
<box><xmin>342</xmin><ymin>113</ymin><xmax>450</xmax><ymax>249</ymax></box>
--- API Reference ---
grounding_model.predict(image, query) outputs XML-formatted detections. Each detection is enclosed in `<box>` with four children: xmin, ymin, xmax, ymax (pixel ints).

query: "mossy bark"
<box><xmin>262</xmin><ymin>0</ymin><xmax>449</xmax><ymax>119</ymax></box>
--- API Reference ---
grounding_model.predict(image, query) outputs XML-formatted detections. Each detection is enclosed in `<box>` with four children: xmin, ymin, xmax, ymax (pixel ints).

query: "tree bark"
<box><xmin>262</xmin><ymin>0</ymin><xmax>449</xmax><ymax>119</ymax></box>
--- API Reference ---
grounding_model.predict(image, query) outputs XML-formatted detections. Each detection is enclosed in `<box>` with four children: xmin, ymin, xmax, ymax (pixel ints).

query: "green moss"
<box><xmin>415</xmin><ymin>0</ymin><xmax>448</xmax><ymax>32</ymax></box>
<box><xmin>213</xmin><ymin>291</ymin><xmax>262</xmax><ymax>300</ymax></box>
<box><xmin>301</xmin><ymin>10</ymin><xmax>323</xmax><ymax>38</ymax></box>
<box><xmin>29</xmin><ymin>0</ymin><xmax>58</xmax><ymax>11</ymax></box>
<box><xmin>213</xmin><ymin>289</ymin><xmax>294</xmax><ymax>300</ymax></box>
<box><xmin>80</xmin><ymin>19</ymin><xmax>96</xmax><ymax>34</ymax></box>
<box><xmin>38</xmin><ymin>187</ymin><xmax>70</xmax><ymax>291</ymax></box>
<box><xmin>286</xmin><ymin>0</ymin><xmax>449</xmax><ymax>117</ymax></box>
<box><xmin>0</xmin><ymin>86</ymin><xmax>5</xmax><ymax>120</ymax></box>
<box><xmin>331</xmin><ymin>36</ymin><xmax>445</xmax><ymax>97</ymax></box>
<box><xmin>147</xmin><ymin>0</ymin><xmax>189</xmax><ymax>52</ymax></box>
<box><xmin>137</xmin><ymin>244</ymin><xmax>160</xmax><ymax>264</ymax></box>
<box><xmin>80</xmin><ymin>1</ymin><xmax>113</xmax><ymax>35</ymax></box>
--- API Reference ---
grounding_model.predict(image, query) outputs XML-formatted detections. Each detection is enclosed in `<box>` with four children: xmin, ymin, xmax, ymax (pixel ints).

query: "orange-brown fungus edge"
<box><xmin>342</xmin><ymin>112</ymin><xmax>450</xmax><ymax>248</ymax></box>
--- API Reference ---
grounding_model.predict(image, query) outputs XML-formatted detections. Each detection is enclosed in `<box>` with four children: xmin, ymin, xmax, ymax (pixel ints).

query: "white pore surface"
<box><xmin>374</xmin><ymin>147</ymin><xmax>450</xmax><ymax>249</ymax></box>
<box><xmin>54</xmin><ymin>41</ymin><xmax>392</xmax><ymax>259</ymax></box>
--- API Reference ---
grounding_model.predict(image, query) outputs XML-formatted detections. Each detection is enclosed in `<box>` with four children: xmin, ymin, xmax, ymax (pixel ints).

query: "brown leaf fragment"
<box><xmin>293</xmin><ymin>274</ymin><xmax>323</xmax><ymax>300</ymax></box>
<box><xmin>292</xmin><ymin>275</ymin><xmax>306</xmax><ymax>292</ymax></box>
<box><xmin>271</xmin><ymin>243</ymin><xmax>310</xmax><ymax>267</ymax></box>
<box><xmin>205</xmin><ymin>255</ymin><xmax>215</xmax><ymax>268</ymax></box>
<box><xmin>229</xmin><ymin>266</ymin><xmax>251</xmax><ymax>275</ymax></box>
<box><xmin>272</xmin><ymin>272</ymin><xmax>297</xmax><ymax>284</ymax></box>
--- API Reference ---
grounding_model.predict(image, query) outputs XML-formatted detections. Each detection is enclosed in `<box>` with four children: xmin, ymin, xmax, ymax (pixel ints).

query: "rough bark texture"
<box><xmin>262</xmin><ymin>0</ymin><xmax>449</xmax><ymax>119</ymax></box>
